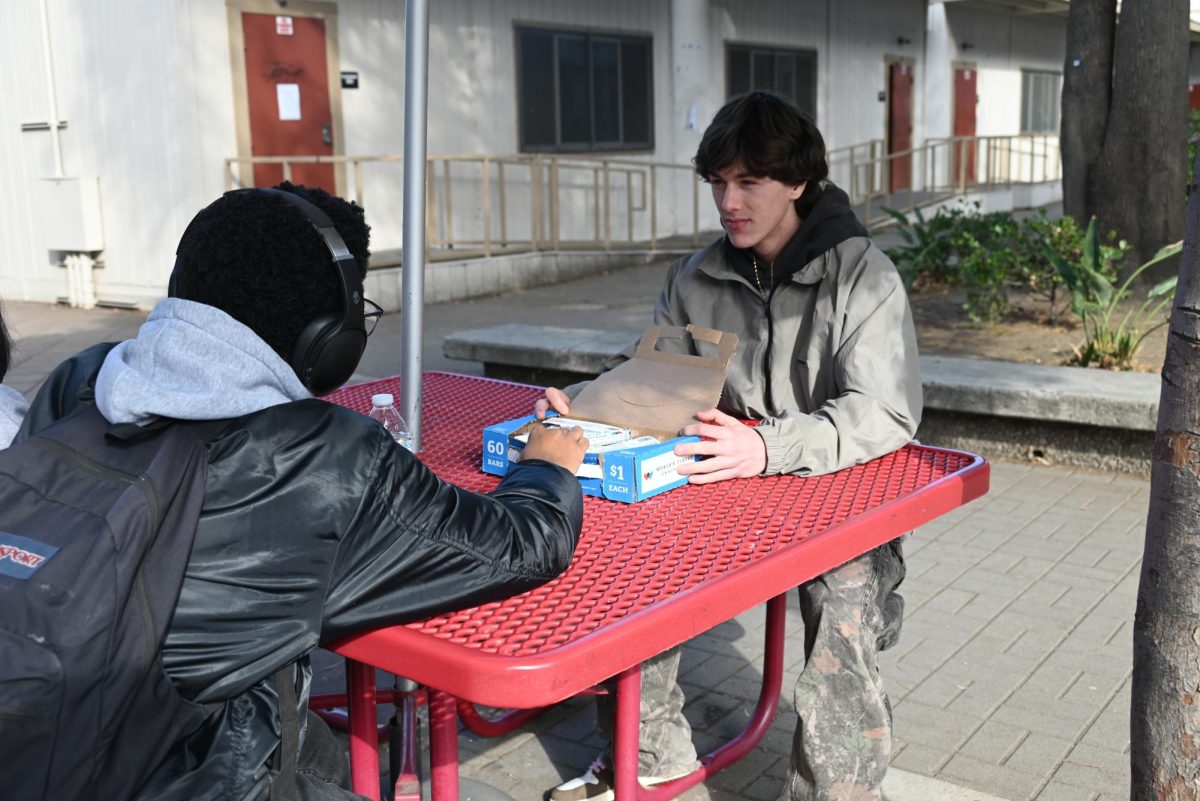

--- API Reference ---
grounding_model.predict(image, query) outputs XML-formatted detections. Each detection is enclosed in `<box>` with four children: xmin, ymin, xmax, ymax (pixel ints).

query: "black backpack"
<box><xmin>0</xmin><ymin>405</ymin><xmax>220</xmax><ymax>801</ymax></box>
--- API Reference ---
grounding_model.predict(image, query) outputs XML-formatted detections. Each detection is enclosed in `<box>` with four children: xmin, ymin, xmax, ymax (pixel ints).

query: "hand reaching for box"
<box><xmin>522</xmin><ymin>422</ymin><xmax>589</xmax><ymax>474</ymax></box>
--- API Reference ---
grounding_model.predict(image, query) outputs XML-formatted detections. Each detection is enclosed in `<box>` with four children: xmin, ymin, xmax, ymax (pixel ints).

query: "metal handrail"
<box><xmin>836</xmin><ymin>132</ymin><xmax>1062</xmax><ymax>226</ymax></box>
<box><xmin>223</xmin><ymin>132</ymin><xmax>1060</xmax><ymax>259</ymax></box>
<box><xmin>224</xmin><ymin>153</ymin><xmax>705</xmax><ymax>259</ymax></box>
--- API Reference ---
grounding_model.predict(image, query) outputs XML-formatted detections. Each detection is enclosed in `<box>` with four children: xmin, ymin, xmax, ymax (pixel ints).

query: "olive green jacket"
<box><xmin>577</xmin><ymin>236</ymin><xmax>922</xmax><ymax>477</ymax></box>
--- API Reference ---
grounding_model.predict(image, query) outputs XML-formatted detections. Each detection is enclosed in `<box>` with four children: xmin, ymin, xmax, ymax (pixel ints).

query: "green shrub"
<box><xmin>956</xmin><ymin>226</ymin><xmax>1020</xmax><ymax>324</ymax></box>
<box><xmin>882</xmin><ymin>204</ymin><xmax>966</xmax><ymax>289</ymax></box>
<box><xmin>883</xmin><ymin>203</ymin><xmax>1122</xmax><ymax>326</ymax></box>
<box><xmin>1017</xmin><ymin>212</ymin><xmax>1124</xmax><ymax>324</ymax></box>
<box><xmin>884</xmin><ymin>202</ymin><xmax>1028</xmax><ymax>323</ymax></box>
<box><xmin>1044</xmin><ymin>217</ymin><xmax>1180</xmax><ymax>370</ymax></box>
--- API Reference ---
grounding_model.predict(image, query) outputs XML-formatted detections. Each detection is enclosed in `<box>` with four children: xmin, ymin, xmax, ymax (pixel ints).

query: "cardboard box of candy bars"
<box><xmin>481</xmin><ymin>324</ymin><xmax>738</xmax><ymax>502</ymax></box>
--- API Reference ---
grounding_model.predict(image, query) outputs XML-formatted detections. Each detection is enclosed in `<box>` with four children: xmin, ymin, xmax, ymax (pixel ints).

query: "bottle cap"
<box><xmin>371</xmin><ymin>393</ymin><xmax>394</xmax><ymax>407</ymax></box>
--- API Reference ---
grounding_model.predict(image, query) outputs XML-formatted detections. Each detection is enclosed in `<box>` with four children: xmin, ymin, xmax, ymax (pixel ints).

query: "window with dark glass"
<box><xmin>516</xmin><ymin>26</ymin><xmax>654</xmax><ymax>152</ymax></box>
<box><xmin>726</xmin><ymin>44</ymin><xmax>817</xmax><ymax>119</ymax></box>
<box><xmin>1020</xmin><ymin>70</ymin><xmax>1062</xmax><ymax>133</ymax></box>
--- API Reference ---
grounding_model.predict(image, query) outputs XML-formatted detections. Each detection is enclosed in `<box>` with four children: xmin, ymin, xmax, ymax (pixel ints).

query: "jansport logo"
<box><xmin>0</xmin><ymin>544</ymin><xmax>47</xmax><ymax>568</ymax></box>
<box><xmin>0</xmin><ymin>532</ymin><xmax>58</xmax><ymax>579</ymax></box>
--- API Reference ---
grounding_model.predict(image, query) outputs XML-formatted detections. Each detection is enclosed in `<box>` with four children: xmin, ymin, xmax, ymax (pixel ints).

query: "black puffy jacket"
<box><xmin>18</xmin><ymin>344</ymin><xmax>584</xmax><ymax>800</ymax></box>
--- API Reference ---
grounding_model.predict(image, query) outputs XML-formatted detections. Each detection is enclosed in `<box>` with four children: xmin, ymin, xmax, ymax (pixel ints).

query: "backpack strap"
<box><xmin>270</xmin><ymin>663</ymin><xmax>303</xmax><ymax>801</ymax></box>
<box><xmin>106</xmin><ymin>416</ymin><xmax>234</xmax><ymax>443</ymax></box>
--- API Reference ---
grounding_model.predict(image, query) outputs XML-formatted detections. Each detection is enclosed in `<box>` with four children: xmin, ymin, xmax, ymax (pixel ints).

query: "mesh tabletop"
<box><xmin>325</xmin><ymin>372</ymin><xmax>988</xmax><ymax>706</ymax></box>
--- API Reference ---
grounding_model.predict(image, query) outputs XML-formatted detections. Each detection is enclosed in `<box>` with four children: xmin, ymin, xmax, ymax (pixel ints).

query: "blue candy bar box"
<box><xmin>481</xmin><ymin>324</ymin><xmax>739</xmax><ymax>503</ymax></box>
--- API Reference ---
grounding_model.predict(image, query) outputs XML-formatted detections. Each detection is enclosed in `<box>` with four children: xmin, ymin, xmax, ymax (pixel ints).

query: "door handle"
<box><xmin>322</xmin><ymin>123</ymin><xmax>332</xmax><ymax>146</ymax></box>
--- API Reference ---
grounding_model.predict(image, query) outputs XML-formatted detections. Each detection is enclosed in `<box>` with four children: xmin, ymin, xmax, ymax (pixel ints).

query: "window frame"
<box><xmin>514</xmin><ymin>24</ymin><xmax>655</xmax><ymax>154</ymax></box>
<box><xmin>1020</xmin><ymin>69</ymin><xmax>1062</xmax><ymax>134</ymax></box>
<box><xmin>724</xmin><ymin>42</ymin><xmax>819</xmax><ymax>120</ymax></box>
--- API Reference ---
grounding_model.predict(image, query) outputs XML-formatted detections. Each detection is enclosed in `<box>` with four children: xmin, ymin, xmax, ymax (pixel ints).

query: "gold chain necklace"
<box><xmin>751</xmin><ymin>255</ymin><xmax>775</xmax><ymax>300</ymax></box>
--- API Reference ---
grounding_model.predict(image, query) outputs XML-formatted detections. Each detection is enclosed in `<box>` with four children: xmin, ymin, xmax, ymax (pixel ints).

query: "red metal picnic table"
<box><xmin>322</xmin><ymin>372</ymin><xmax>989</xmax><ymax>801</ymax></box>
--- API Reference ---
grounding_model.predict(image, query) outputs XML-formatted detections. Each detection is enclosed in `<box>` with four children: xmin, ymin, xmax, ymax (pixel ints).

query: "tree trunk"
<box><xmin>1060</xmin><ymin>0</ymin><xmax>1116</xmax><ymax>228</ymax></box>
<box><xmin>1092</xmin><ymin>0</ymin><xmax>1189</xmax><ymax>278</ymax></box>
<box><xmin>1131</xmin><ymin>149</ymin><xmax>1200</xmax><ymax>801</ymax></box>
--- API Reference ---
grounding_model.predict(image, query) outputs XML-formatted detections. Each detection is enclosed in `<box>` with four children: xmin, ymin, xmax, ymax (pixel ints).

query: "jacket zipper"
<box><xmin>763</xmin><ymin>289</ymin><xmax>775</xmax><ymax>411</ymax></box>
<box><xmin>32</xmin><ymin>438</ymin><xmax>166</xmax><ymax>671</ymax></box>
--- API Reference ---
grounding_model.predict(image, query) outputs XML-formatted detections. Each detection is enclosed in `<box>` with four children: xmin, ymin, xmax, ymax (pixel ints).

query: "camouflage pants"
<box><xmin>596</xmin><ymin>647</ymin><xmax>700</xmax><ymax>777</ymax></box>
<box><xmin>595</xmin><ymin>539</ymin><xmax>906</xmax><ymax>800</ymax></box>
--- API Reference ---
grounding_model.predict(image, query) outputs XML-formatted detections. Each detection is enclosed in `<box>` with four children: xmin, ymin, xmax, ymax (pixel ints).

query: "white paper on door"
<box><xmin>277</xmin><ymin>84</ymin><xmax>301</xmax><ymax>121</ymax></box>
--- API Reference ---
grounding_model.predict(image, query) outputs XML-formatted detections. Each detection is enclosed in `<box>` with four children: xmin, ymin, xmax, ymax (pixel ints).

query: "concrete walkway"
<box><xmin>1</xmin><ymin>259</ymin><xmax>1144</xmax><ymax>801</ymax></box>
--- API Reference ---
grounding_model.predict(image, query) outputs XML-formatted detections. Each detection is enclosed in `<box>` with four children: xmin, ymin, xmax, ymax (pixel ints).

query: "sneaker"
<box><xmin>547</xmin><ymin>759</ymin><xmax>614</xmax><ymax>801</ymax></box>
<box><xmin>547</xmin><ymin>758</ymin><xmax>692</xmax><ymax>801</ymax></box>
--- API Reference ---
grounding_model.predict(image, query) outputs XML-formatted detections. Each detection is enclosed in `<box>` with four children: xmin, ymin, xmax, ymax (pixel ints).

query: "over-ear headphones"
<box><xmin>169</xmin><ymin>187</ymin><xmax>366</xmax><ymax>395</ymax></box>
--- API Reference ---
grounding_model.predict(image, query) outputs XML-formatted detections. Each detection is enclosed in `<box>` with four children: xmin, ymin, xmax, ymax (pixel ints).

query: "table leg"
<box><xmin>428</xmin><ymin>689</ymin><xmax>461</xmax><ymax>801</ymax></box>
<box><xmin>347</xmin><ymin>659</ymin><xmax>382</xmax><ymax>801</ymax></box>
<box><xmin>638</xmin><ymin>593</ymin><xmax>788</xmax><ymax>801</ymax></box>
<box><xmin>699</xmin><ymin>593</ymin><xmax>787</xmax><ymax>768</ymax></box>
<box><xmin>613</xmin><ymin>664</ymin><xmax>643</xmax><ymax>800</ymax></box>
<box><xmin>392</xmin><ymin>686</ymin><xmax>423</xmax><ymax>801</ymax></box>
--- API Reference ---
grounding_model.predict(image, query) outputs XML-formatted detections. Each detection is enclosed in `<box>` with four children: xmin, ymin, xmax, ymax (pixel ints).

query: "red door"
<box><xmin>888</xmin><ymin>62</ymin><xmax>914</xmax><ymax>192</ymax></box>
<box><xmin>1190</xmin><ymin>83</ymin><xmax>1200</xmax><ymax>110</ymax></box>
<box><xmin>242</xmin><ymin>13</ymin><xmax>335</xmax><ymax>192</ymax></box>
<box><xmin>953</xmin><ymin>66</ymin><xmax>977</xmax><ymax>184</ymax></box>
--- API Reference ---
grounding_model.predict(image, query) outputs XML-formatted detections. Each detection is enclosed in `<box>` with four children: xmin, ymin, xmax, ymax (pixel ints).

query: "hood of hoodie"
<box><xmin>95</xmin><ymin>298</ymin><xmax>312</xmax><ymax>425</ymax></box>
<box><xmin>0</xmin><ymin>383</ymin><xmax>28</xmax><ymax>448</ymax></box>
<box><xmin>725</xmin><ymin>181</ymin><xmax>869</xmax><ymax>290</ymax></box>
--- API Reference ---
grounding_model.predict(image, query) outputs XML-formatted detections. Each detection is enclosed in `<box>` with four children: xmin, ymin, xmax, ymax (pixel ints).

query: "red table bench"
<box><xmin>323</xmin><ymin>372</ymin><xmax>989</xmax><ymax>800</ymax></box>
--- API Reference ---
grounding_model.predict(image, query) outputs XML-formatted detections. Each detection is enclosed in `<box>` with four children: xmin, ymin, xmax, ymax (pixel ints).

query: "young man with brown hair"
<box><xmin>540</xmin><ymin>91</ymin><xmax>921</xmax><ymax>801</ymax></box>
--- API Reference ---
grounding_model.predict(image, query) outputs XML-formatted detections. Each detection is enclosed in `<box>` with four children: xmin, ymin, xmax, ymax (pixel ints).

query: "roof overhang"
<box><xmin>939</xmin><ymin>0</ymin><xmax>1070</xmax><ymax>15</ymax></box>
<box><xmin>935</xmin><ymin>0</ymin><xmax>1200</xmax><ymax>38</ymax></box>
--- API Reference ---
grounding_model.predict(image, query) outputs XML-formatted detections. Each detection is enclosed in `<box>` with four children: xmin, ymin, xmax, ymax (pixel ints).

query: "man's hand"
<box><xmin>522</xmin><ymin>423</ymin><xmax>589</xmax><ymax>474</ymax></box>
<box><xmin>534</xmin><ymin>387</ymin><xmax>572</xmax><ymax>419</ymax></box>
<box><xmin>674</xmin><ymin>408</ymin><xmax>767</xmax><ymax>484</ymax></box>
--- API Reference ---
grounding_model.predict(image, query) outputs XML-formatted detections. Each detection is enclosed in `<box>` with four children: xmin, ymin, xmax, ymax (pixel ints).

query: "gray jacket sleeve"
<box><xmin>757</xmin><ymin>251</ymin><xmax>922</xmax><ymax>477</ymax></box>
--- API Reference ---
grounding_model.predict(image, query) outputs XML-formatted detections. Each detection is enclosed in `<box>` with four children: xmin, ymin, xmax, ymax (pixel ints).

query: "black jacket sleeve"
<box><xmin>20</xmin><ymin>346</ymin><xmax>586</xmax><ymax>697</ymax></box>
<box><xmin>320</xmin><ymin>427</ymin><xmax>584</xmax><ymax>639</ymax></box>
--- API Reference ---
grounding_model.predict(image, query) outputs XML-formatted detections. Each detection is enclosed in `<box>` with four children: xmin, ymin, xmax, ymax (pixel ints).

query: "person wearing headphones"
<box><xmin>0</xmin><ymin>301</ymin><xmax>28</xmax><ymax>447</ymax></box>
<box><xmin>16</xmin><ymin>183</ymin><xmax>588</xmax><ymax>801</ymax></box>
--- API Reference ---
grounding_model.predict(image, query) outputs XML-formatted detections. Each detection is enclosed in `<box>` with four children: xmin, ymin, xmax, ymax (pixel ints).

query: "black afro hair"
<box><xmin>172</xmin><ymin>182</ymin><xmax>371</xmax><ymax>362</ymax></box>
<box><xmin>0</xmin><ymin>301</ymin><xmax>11</xmax><ymax>381</ymax></box>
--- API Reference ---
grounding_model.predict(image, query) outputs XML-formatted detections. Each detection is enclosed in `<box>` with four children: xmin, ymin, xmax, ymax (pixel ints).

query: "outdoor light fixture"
<box><xmin>961</xmin><ymin>41</ymin><xmax>975</xmax><ymax>51</ymax></box>
<box><xmin>897</xmin><ymin>36</ymin><xmax>912</xmax><ymax>46</ymax></box>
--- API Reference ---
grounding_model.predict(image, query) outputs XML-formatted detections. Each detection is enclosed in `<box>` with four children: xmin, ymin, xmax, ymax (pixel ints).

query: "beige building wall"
<box><xmin>934</xmin><ymin>1</ymin><xmax>1067</xmax><ymax>139</ymax></box>
<box><xmin>0</xmin><ymin>0</ymin><xmax>1073</xmax><ymax>308</ymax></box>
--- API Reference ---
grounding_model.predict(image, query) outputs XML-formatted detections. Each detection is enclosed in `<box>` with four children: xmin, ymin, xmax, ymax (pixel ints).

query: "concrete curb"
<box><xmin>884</xmin><ymin>769</ymin><xmax>1012</xmax><ymax>801</ymax></box>
<box><xmin>922</xmin><ymin>354</ymin><xmax>1159</xmax><ymax>431</ymax></box>
<box><xmin>442</xmin><ymin>324</ymin><xmax>1162</xmax><ymax>431</ymax></box>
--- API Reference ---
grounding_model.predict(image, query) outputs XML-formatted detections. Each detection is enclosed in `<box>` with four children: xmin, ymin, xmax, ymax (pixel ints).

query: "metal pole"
<box><xmin>481</xmin><ymin>156</ymin><xmax>492</xmax><ymax>257</ymax></box>
<box><xmin>401</xmin><ymin>0</ymin><xmax>429</xmax><ymax>450</ymax></box>
<box><xmin>498</xmin><ymin>160</ymin><xmax>507</xmax><ymax>245</ymax></box>
<box><xmin>849</xmin><ymin>149</ymin><xmax>857</xmax><ymax>201</ymax></box>
<box><xmin>38</xmin><ymin>0</ymin><xmax>63</xmax><ymax>178</ymax></box>
<box><xmin>603</xmin><ymin>161</ymin><xmax>611</xmax><ymax>250</ymax></box>
<box><xmin>649</xmin><ymin>165</ymin><xmax>657</xmax><ymax>250</ymax></box>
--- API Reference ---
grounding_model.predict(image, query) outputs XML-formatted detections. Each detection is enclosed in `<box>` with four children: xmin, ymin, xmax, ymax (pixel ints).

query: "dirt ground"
<box><xmin>909</xmin><ymin>285</ymin><xmax>1169</xmax><ymax>373</ymax></box>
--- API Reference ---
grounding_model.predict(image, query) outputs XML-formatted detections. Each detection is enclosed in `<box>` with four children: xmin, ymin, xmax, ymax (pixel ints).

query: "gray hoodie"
<box><xmin>95</xmin><ymin>298</ymin><xmax>311</xmax><ymax>425</ymax></box>
<box><xmin>0</xmin><ymin>383</ymin><xmax>28</xmax><ymax>448</ymax></box>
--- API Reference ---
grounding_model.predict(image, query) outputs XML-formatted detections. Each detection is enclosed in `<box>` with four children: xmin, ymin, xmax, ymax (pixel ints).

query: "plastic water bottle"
<box><xmin>368</xmin><ymin>393</ymin><xmax>413</xmax><ymax>451</ymax></box>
